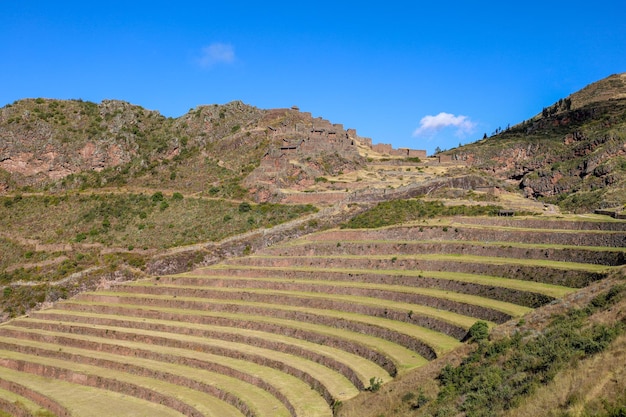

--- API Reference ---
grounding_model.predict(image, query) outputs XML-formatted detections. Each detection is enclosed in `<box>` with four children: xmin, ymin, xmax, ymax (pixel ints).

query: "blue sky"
<box><xmin>2</xmin><ymin>1</ymin><xmax>625</xmax><ymax>155</ymax></box>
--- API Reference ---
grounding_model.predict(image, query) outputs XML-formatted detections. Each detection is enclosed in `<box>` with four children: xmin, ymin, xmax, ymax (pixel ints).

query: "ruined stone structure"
<box><xmin>365</xmin><ymin>141</ymin><xmax>427</xmax><ymax>159</ymax></box>
<box><xmin>243</xmin><ymin>109</ymin><xmax>365</xmax><ymax>200</ymax></box>
<box><xmin>243</xmin><ymin>107</ymin><xmax>428</xmax><ymax>201</ymax></box>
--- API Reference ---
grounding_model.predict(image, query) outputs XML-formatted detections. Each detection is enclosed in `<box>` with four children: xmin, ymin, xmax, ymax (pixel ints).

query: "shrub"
<box><xmin>429</xmin><ymin>285</ymin><xmax>625</xmax><ymax>417</ymax></box>
<box><xmin>366</xmin><ymin>377</ymin><xmax>383</xmax><ymax>392</ymax></box>
<box><xmin>467</xmin><ymin>321</ymin><xmax>490</xmax><ymax>342</ymax></box>
<box><xmin>172</xmin><ymin>192</ymin><xmax>184</xmax><ymax>201</ymax></box>
<box><xmin>401</xmin><ymin>392</ymin><xmax>416</xmax><ymax>403</ymax></box>
<box><xmin>342</xmin><ymin>199</ymin><xmax>504</xmax><ymax>229</ymax></box>
<box><xmin>238</xmin><ymin>202</ymin><xmax>251</xmax><ymax>213</ymax></box>
<box><xmin>151</xmin><ymin>191</ymin><xmax>164</xmax><ymax>202</ymax></box>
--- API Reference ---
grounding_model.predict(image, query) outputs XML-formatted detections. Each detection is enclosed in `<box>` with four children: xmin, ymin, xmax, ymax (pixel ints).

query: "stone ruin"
<box><xmin>243</xmin><ymin>107</ymin><xmax>428</xmax><ymax>201</ymax></box>
<box><xmin>357</xmin><ymin>136</ymin><xmax>426</xmax><ymax>159</ymax></box>
<box><xmin>243</xmin><ymin>109</ymin><xmax>364</xmax><ymax>199</ymax></box>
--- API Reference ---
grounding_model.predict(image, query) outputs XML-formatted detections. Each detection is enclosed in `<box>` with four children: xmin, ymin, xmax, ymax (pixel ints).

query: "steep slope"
<box><xmin>448</xmin><ymin>73</ymin><xmax>626</xmax><ymax>212</ymax></box>
<box><xmin>1</xmin><ymin>214</ymin><xmax>624</xmax><ymax>417</ymax></box>
<box><xmin>0</xmin><ymin>99</ymin><xmax>365</xmax><ymax>199</ymax></box>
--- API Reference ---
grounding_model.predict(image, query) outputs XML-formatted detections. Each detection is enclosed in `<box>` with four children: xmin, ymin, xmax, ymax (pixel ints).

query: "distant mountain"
<box><xmin>448</xmin><ymin>73</ymin><xmax>626</xmax><ymax>212</ymax></box>
<box><xmin>0</xmin><ymin>99</ymin><xmax>365</xmax><ymax>200</ymax></box>
<box><xmin>3</xmin><ymin>73</ymin><xmax>626</xmax><ymax>212</ymax></box>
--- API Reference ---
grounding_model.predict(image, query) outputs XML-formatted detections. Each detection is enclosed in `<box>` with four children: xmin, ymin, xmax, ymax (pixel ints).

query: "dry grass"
<box><xmin>63</xmin><ymin>297</ymin><xmax>426</xmax><ymax>371</ymax></box>
<box><xmin>175</xmin><ymin>274</ymin><xmax>484</xmax><ymax>328</ymax></box>
<box><xmin>208</xmin><ymin>265</ymin><xmax>534</xmax><ymax>316</ymax></box>
<box><xmin>36</xmin><ymin>307</ymin><xmax>391</xmax><ymax>387</ymax></box>
<box><xmin>0</xmin><ymin>367</ymin><xmax>186</xmax><ymax>417</ymax></box>
<box><xmin>0</xmin><ymin>346</ymin><xmax>278</xmax><ymax>417</ymax></box>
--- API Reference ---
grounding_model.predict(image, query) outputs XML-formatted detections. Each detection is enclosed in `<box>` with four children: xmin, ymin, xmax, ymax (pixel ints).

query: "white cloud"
<box><xmin>412</xmin><ymin>112</ymin><xmax>476</xmax><ymax>137</ymax></box>
<box><xmin>197</xmin><ymin>42</ymin><xmax>235</xmax><ymax>68</ymax></box>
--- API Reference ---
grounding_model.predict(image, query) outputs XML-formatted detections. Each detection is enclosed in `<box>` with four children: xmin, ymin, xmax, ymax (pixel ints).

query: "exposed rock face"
<box><xmin>0</xmin><ymin>99</ymin><xmax>366</xmax><ymax>199</ymax></box>
<box><xmin>242</xmin><ymin>109</ymin><xmax>366</xmax><ymax>201</ymax></box>
<box><xmin>448</xmin><ymin>73</ymin><xmax>626</xmax><ymax>211</ymax></box>
<box><xmin>0</xmin><ymin>99</ymin><xmax>155</xmax><ymax>186</ymax></box>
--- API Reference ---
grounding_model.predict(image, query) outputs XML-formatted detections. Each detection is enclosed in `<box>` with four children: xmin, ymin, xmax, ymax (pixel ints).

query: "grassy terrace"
<box><xmin>151</xmin><ymin>276</ymin><xmax>486</xmax><ymax>328</ymax></box>
<box><xmin>73</xmin><ymin>290</ymin><xmax>448</xmax><ymax>359</ymax></box>
<box><xmin>278</xmin><ymin>237</ymin><xmax>626</xmax><ymax>250</ymax></box>
<box><xmin>0</xmin><ymin>326</ymin><xmax>333</xmax><ymax>416</ymax></box>
<box><xmin>0</xmin><ymin>215</ymin><xmax>622</xmax><ymax>416</ymax></box>
<box><xmin>3</xmin><ymin>319</ymin><xmax>360</xmax><ymax>401</ymax></box>
<box><xmin>29</xmin><ymin>309</ymin><xmax>391</xmax><ymax>387</ymax></box>
<box><xmin>232</xmin><ymin>254</ymin><xmax>613</xmax><ymax>273</ymax></box>
<box><xmin>0</xmin><ymin>335</ymin><xmax>292</xmax><ymax>417</ymax></box>
<box><xmin>52</xmin><ymin>299</ymin><xmax>425</xmax><ymax>371</ymax></box>
<box><xmin>203</xmin><ymin>263</ymin><xmax>582</xmax><ymax>299</ymax></box>
<box><xmin>150</xmin><ymin>275</ymin><xmax>527</xmax><ymax>323</ymax></box>
<box><xmin>196</xmin><ymin>265</ymin><xmax>563</xmax><ymax>309</ymax></box>
<box><xmin>0</xmin><ymin>367</ymin><xmax>185</xmax><ymax>417</ymax></box>
<box><xmin>308</xmin><ymin>222</ymin><xmax>626</xmax><ymax>247</ymax></box>
<box><xmin>139</xmin><ymin>286</ymin><xmax>458</xmax><ymax>354</ymax></box>
<box><xmin>0</xmin><ymin>386</ymin><xmax>45</xmax><ymax>416</ymax></box>
<box><xmin>269</xmin><ymin>238</ymin><xmax>626</xmax><ymax>259</ymax></box>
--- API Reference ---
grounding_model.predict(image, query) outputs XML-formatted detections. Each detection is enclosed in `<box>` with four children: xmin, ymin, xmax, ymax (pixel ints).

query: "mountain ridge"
<box><xmin>3</xmin><ymin>73</ymin><xmax>625</xmax><ymax>210</ymax></box>
<box><xmin>445</xmin><ymin>72</ymin><xmax>626</xmax><ymax>212</ymax></box>
<box><xmin>0</xmin><ymin>98</ymin><xmax>371</xmax><ymax>201</ymax></box>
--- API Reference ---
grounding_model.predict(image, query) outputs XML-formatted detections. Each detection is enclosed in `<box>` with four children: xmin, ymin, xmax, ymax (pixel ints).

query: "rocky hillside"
<box><xmin>0</xmin><ymin>99</ymin><xmax>365</xmax><ymax>200</ymax></box>
<box><xmin>448</xmin><ymin>73</ymin><xmax>626</xmax><ymax>213</ymax></box>
<box><xmin>5</xmin><ymin>74</ymin><xmax>625</xmax><ymax>211</ymax></box>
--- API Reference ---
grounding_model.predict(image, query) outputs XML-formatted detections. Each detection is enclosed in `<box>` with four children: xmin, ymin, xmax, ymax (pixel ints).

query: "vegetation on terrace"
<box><xmin>379</xmin><ymin>284</ymin><xmax>626</xmax><ymax>417</ymax></box>
<box><xmin>0</xmin><ymin>75</ymin><xmax>626</xmax><ymax>416</ymax></box>
<box><xmin>0</xmin><ymin>213</ymin><xmax>624</xmax><ymax>416</ymax></box>
<box><xmin>341</xmin><ymin>199</ymin><xmax>504</xmax><ymax>229</ymax></box>
<box><xmin>0</xmin><ymin>192</ymin><xmax>316</xmax><ymax>318</ymax></box>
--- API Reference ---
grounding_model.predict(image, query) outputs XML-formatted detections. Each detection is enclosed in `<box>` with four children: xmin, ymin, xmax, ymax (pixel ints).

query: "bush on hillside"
<box><xmin>341</xmin><ymin>199</ymin><xmax>502</xmax><ymax>229</ymax></box>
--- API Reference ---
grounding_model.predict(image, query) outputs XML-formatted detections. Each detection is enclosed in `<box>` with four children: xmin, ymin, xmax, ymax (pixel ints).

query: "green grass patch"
<box><xmin>32</xmin><ymin>309</ymin><xmax>390</xmax><ymax>386</ymax></box>
<box><xmin>341</xmin><ymin>199</ymin><xmax>503</xmax><ymax>229</ymax></box>
<box><xmin>209</xmin><ymin>262</ymin><xmax>573</xmax><ymax>300</ymax></box>
<box><xmin>424</xmin><ymin>285</ymin><xmax>626</xmax><ymax>417</ymax></box>
<box><xmin>60</xmin><ymin>299</ymin><xmax>426</xmax><ymax>371</ymax></box>
<box><xmin>171</xmin><ymin>275</ymin><xmax>488</xmax><ymax>329</ymax></box>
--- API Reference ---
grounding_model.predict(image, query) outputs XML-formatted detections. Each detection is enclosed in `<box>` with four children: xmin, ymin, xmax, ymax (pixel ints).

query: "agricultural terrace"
<box><xmin>0</xmin><ymin>216</ymin><xmax>624</xmax><ymax>416</ymax></box>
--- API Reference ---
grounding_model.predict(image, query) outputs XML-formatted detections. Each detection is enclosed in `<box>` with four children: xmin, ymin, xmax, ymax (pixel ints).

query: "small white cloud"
<box><xmin>197</xmin><ymin>42</ymin><xmax>235</xmax><ymax>68</ymax></box>
<box><xmin>413</xmin><ymin>112</ymin><xmax>476</xmax><ymax>137</ymax></box>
